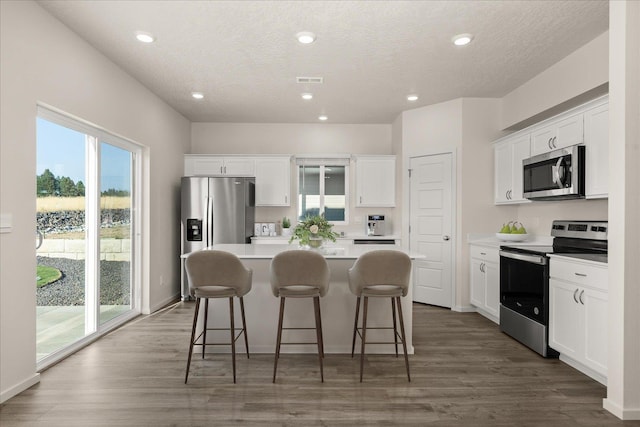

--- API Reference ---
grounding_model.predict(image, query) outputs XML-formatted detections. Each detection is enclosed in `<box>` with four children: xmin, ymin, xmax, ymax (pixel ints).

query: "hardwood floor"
<box><xmin>0</xmin><ymin>302</ymin><xmax>633</xmax><ymax>426</ymax></box>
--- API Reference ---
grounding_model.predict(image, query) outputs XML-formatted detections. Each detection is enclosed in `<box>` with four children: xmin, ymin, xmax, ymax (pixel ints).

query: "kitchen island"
<box><xmin>181</xmin><ymin>243</ymin><xmax>423</xmax><ymax>354</ymax></box>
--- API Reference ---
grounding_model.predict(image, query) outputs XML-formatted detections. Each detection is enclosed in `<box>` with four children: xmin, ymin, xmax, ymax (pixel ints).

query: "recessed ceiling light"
<box><xmin>407</xmin><ymin>94</ymin><xmax>419</xmax><ymax>101</ymax></box>
<box><xmin>135</xmin><ymin>31</ymin><xmax>155</xmax><ymax>43</ymax></box>
<box><xmin>301</xmin><ymin>93</ymin><xmax>313</xmax><ymax>100</ymax></box>
<box><xmin>452</xmin><ymin>33</ymin><xmax>473</xmax><ymax>46</ymax></box>
<box><xmin>191</xmin><ymin>92</ymin><xmax>204</xmax><ymax>100</ymax></box>
<box><xmin>296</xmin><ymin>31</ymin><xmax>316</xmax><ymax>44</ymax></box>
<box><xmin>318</xmin><ymin>115</ymin><xmax>328</xmax><ymax>121</ymax></box>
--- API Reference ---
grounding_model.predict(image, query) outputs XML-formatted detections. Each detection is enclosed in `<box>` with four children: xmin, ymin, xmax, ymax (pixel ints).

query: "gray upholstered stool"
<box><xmin>348</xmin><ymin>250</ymin><xmax>412</xmax><ymax>382</ymax></box>
<box><xmin>270</xmin><ymin>250</ymin><xmax>330</xmax><ymax>383</ymax></box>
<box><xmin>184</xmin><ymin>250</ymin><xmax>252</xmax><ymax>384</ymax></box>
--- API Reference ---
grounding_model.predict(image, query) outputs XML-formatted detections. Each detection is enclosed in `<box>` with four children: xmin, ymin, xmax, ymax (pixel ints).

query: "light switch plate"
<box><xmin>0</xmin><ymin>213</ymin><xmax>12</xmax><ymax>233</ymax></box>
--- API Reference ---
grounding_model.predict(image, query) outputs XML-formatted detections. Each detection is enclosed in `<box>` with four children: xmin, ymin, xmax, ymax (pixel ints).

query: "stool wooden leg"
<box><xmin>202</xmin><ymin>298</ymin><xmax>209</xmax><ymax>359</ymax></box>
<box><xmin>391</xmin><ymin>297</ymin><xmax>399</xmax><ymax>357</ymax></box>
<box><xmin>316</xmin><ymin>296</ymin><xmax>325</xmax><ymax>358</ymax></box>
<box><xmin>239</xmin><ymin>296</ymin><xmax>249</xmax><ymax>358</ymax></box>
<box><xmin>360</xmin><ymin>296</ymin><xmax>369</xmax><ymax>382</ymax></box>
<box><xmin>351</xmin><ymin>296</ymin><xmax>361</xmax><ymax>358</ymax></box>
<box><xmin>273</xmin><ymin>297</ymin><xmax>285</xmax><ymax>383</ymax></box>
<box><xmin>185</xmin><ymin>297</ymin><xmax>201</xmax><ymax>384</ymax></box>
<box><xmin>313</xmin><ymin>296</ymin><xmax>324</xmax><ymax>382</ymax></box>
<box><xmin>396</xmin><ymin>296</ymin><xmax>411</xmax><ymax>382</ymax></box>
<box><xmin>229</xmin><ymin>297</ymin><xmax>236</xmax><ymax>384</ymax></box>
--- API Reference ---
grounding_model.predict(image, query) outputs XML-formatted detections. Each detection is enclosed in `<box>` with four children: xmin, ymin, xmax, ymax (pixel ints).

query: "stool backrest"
<box><xmin>185</xmin><ymin>250</ymin><xmax>252</xmax><ymax>295</ymax></box>
<box><xmin>270</xmin><ymin>250</ymin><xmax>330</xmax><ymax>297</ymax></box>
<box><xmin>348</xmin><ymin>250</ymin><xmax>412</xmax><ymax>296</ymax></box>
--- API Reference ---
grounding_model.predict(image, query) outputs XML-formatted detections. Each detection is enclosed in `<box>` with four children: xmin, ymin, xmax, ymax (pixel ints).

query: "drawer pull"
<box><xmin>574</xmin><ymin>272</ymin><xmax>587</xmax><ymax>277</ymax></box>
<box><xmin>480</xmin><ymin>252</ymin><xmax>486</xmax><ymax>256</ymax></box>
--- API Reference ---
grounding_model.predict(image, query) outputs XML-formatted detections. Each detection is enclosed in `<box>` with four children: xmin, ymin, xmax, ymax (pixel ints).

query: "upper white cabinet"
<box><xmin>255</xmin><ymin>157</ymin><xmax>291</xmax><ymax>206</ymax></box>
<box><xmin>355</xmin><ymin>155</ymin><xmax>396</xmax><ymax>207</ymax></box>
<box><xmin>185</xmin><ymin>155</ymin><xmax>255</xmax><ymax>177</ymax></box>
<box><xmin>494</xmin><ymin>134</ymin><xmax>531</xmax><ymax>204</ymax></box>
<box><xmin>584</xmin><ymin>102</ymin><xmax>609</xmax><ymax>199</ymax></box>
<box><xmin>530</xmin><ymin>114</ymin><xmax>583</xmax><ymax>156</ymax></box>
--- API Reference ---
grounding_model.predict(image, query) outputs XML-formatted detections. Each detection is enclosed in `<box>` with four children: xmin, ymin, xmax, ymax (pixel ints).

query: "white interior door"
<box><xmin>409</xmin><ymin>153</ymin><xmax>454</xmax><ymax>308</ymax></box>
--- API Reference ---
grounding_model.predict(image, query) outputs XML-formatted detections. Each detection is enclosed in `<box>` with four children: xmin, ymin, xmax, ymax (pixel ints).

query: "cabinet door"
<box><xmin>531</xmin><ymin>115</ymin><xmax>583</xmax><ymax>156</ymax></box>
<box><xmin>494</xmin><ymin>135</ymin><xmax>530</xmax><ymax>204</ymax></box>
<box><xmin>255</xmin><ymin>158</ymin><xmax>291</xmax><ymax>206</ymax></box>
<box><xmin>223</xmin><ymin>158</ymin><xmax>255</xmax><ymax>176</ymax></box>
<box><xmin>510</xmin><ymin>135</ymin><xmax>531</xmax><ymax>202</ymax></box>
<box><xmin>549</xmin><ymin>279</ymin><xmax>582</xmax><ymax>359</ymax></box>
<box><xmin>584</xmin><ymin>103</ymin><xmax>609</xmax><ymax>199</ymax></box>
<box><xmin>494</xmin><ymin>141</ymin><xmax>512</xmax><ymax>204</ymax></box>
<box><xmin>582</xmin><ymin>287</ymin><xmax>608</xmax><ymax>375</ymax></box>
<box><xmin>186</xmin><ymin>157</ymin><xmax>225</xmax><ymax>176</ymax></box>
<box><xmin>484</xmin><ymin>260</ymin><xmax>500</xmax><ymax>319</ymax></box>
<box><xmin>356</xmin><ymin>156</ymin><xmax>395</xmax><ymax>207</ymax></box>
<box><xmin>470</xmin><ymin>259</ymin><xmax>485</xmax><ymax>309</ymax></box>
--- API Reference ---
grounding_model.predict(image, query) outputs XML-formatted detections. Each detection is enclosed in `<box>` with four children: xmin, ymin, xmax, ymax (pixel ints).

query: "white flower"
<box><xmin>309</xmin><ymin>224</ymin><xmax>319</xmax><ymax>234</ymax></box>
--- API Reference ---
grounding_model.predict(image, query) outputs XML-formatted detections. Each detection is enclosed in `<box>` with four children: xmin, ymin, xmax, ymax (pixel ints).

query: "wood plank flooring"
<box><xmin>0</xmin><ymin>302</ymin><xmax>633</xmax><ymax>426</ymax></box>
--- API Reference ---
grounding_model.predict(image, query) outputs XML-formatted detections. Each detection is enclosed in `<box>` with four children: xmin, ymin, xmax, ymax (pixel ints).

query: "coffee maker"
<box><xmin>366</xmin><ymin>214</ymin><xmax>385</xmax><ymax>236</ymax></box>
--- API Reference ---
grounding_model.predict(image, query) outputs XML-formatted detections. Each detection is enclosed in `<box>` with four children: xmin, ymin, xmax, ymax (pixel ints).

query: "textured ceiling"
<box><xmin>37</xmin><ymin>0</ymin><xmax>608</xmax><ymax>124</ymax></box>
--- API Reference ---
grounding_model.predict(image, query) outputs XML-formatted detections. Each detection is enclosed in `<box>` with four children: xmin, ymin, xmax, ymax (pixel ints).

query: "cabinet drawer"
<box><xmin>470</xmin><ymin>245</ymin><xmax>499</xmax><ymax>262</ymax></box>
<box><xmin>550</xmin><ymin>258</ymin><xmax>608</xmax><ymax>292</ymax></box>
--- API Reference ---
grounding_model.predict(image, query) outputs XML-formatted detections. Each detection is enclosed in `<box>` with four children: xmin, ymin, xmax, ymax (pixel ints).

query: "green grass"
<box><xmin>37</xmin><ymin>265</ymin><xmax>62</xmax><ymax>287</ymax></box>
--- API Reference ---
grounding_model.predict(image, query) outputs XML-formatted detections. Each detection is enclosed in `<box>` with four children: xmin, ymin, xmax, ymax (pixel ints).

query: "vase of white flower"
<box><xmin>289</xmin><ymin>214</ymin><xmax>338</xmax><ymax>248</ymax></box>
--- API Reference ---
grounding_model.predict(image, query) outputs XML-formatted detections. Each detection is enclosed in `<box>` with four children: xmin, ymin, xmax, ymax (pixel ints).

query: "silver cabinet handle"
<box><xmin>579</xmin><ymin>290</ymin><xmax>585</xmax><ymax>305</ymax></box>
<box><xmin>548</xmin><ymin>138</ymin><xmax>553</xmax><ymax>149</ymax></box>
<box><xmin>552</xmin><ymin>136</ymin><xmax>557</xmax><ymax>148</ymax></box>
<box><xmin>359</xmin><ymin>196</ymin><xmax>362</xmax><ymax>204</ymax></box>
<box><xmin>480</xmin><ymin>262</ymin><xmax>485</xmax><ymax>273</ymax></box>
<box><xmin>285</xmin><ymin>195</ymin><xmax>287</xmax><ymax>204</ymax></box>
<box><xmin>574</xmin><ymin>272</ymin><xmax>587</xmax><ymax>277</ymax></box>
<box><xmin>443</xmin><ymin>235</ymin><xmax>450</xmax><ymax>241</ymax></box>
<box><xmin>573</xmin><ymin>288</ymin><xmax>579</xmax><ymax>303</ymax></box>
<box><xmin>480</xmin><ymin>252</ymin><xmax>486</xmax><ymax>256</ymax></box>
<box><xmin>224</xmin><ymin>166</ymin><xmax>227</xmax><ymax>174</ymax></box>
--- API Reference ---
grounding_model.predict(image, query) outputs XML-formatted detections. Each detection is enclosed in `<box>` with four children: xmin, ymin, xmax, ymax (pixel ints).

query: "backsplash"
<box><xmin>515</xmin><ymin>198</ymin><xmax>608</xmax><ymax>235</ymax></box>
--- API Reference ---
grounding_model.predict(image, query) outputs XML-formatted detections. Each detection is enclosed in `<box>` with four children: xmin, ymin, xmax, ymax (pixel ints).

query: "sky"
<box><xmin>36</xmin><ymin>118</ymin><xmax>131</xmax><ymax>192</ymax></box>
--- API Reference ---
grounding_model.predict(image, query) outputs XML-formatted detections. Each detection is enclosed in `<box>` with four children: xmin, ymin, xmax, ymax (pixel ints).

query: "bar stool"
<box><xmin>270</xmin><ymin>250</ymin><xmax>330</xmax><ymax>383</ymax></box>
<box><xmin>184</xmin><ymin>250</ymin><xmax>252</xmax><ymax>384</ymax></box>
<box><xmin>348</xmin><ymin>250</ymin><xmax>412</xmax><ymax>382</ymax></box>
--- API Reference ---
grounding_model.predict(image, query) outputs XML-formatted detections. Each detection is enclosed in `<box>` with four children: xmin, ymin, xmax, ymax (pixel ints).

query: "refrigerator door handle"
<box><xmin>207</xmin><ymin>196</ymin><xmax>214</xmax><ymax>247</ymax></box>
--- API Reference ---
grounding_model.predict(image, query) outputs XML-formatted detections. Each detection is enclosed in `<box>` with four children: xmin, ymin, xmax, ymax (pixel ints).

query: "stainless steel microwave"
<box><xmin>523</xmin><ymin>145</ymin><xmax>585</xmax><ymax>200</ymax></box>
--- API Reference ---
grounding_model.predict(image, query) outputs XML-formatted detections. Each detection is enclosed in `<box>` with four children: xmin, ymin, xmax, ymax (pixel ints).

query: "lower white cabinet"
<box><xmin>469</xmin><ymin>245</ymin><xmax>500</xmax><ymax>323</ymax></box>
<box><xmin>549</xmin><ymin>256</ymin><xmax>608</xmax><ymax>384</ymax></box>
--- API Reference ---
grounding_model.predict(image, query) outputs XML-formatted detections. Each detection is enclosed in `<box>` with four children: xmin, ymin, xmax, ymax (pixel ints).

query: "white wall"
<box><xmin>501</xmin><ymin>31</ymin><xmax>609</xmax><ymax>130</ymax></box>
<box><xmin>604</xmin><ymin>0</ymin><xmax>640</xmax><ymax>420</ymax></box>
<box><xmin>190</xmin><ymin>122</ymin><xmax>396</xmax><ymax>235</ymax></box>
<box><xmin>0</xmin><ymin>1</ymin><xmax>189</xmax><ymax>403</ymax></box>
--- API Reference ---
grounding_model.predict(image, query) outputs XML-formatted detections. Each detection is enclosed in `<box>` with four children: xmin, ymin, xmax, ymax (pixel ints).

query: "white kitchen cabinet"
<box><xmin>469</xmin><ymin>245</ymin><xmax>500</xmax><ymax>323</ymax></box>
<box><xmin>355</xmin><ymin>155</ymin><xmax>396</xmax><ymax>207</ymax></box>
<box><xmin>184</xmin><ymin>155</ymin><xmax>255</xmax><ymax>176</ymax></box>
<box><xmin>255</xmin><ymin>157</ymin><xmax>291</xmax><ymax>206</ymax></box>
<box><xmin>549</xmin><ymin>256</ymin><xmax>608</xmax><ymax>385</ymax></box>
<box><xmin>530</xmin><ymin>114</ymin><xmax>583</xmax><ymax>156</ymax></box>
<box><xmin>584</xmin><ymin>101</ymin><xmax>609</xmax><ymax>199</ymax></box>
<box><xmin>494</xmin><ymin>134</ymin><xmax>531</xmax><ymax>204</ymax></box>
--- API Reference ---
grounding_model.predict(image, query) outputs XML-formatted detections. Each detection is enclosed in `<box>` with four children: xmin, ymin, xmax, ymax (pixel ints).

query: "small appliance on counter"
<box><xmin>366</xmin><ymin>214</ymin><xmax>385</xmax><ymax>236</ymax></box>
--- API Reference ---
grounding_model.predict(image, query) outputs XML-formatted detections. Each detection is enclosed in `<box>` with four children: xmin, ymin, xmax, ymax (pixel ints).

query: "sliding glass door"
<box><xmin>36</xmin><ymin>107</ymin><xmax>141</xmax><ymax>366</ymax></box>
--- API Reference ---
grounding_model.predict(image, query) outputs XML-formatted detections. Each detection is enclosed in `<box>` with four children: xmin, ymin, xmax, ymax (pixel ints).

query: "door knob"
<box><xmin>443</xmin><ymin>235</ymin><xmax>450</xmax><ymax>241</ymax></box>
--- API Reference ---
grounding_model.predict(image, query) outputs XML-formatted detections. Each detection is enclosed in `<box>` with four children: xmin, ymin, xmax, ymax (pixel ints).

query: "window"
<box><xmin>296</xmin><ymin>157</ymin><xmax>349</xmax><ymax>223</ymax></box>
<box><xmin>36</xmin><ymin>105</ymin><xmax>142</xmax><ymax>368</ymax></box>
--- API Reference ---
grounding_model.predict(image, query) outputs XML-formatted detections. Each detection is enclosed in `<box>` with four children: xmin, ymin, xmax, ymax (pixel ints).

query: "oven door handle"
<box><xmin>499</xmin><ymin>250</ymin><xmax>547</xmax><ymax>265</ymax></box>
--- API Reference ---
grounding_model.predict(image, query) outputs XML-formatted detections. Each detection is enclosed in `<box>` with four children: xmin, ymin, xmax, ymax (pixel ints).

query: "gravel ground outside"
<box><xmin>36</xmin><ymin>256</ymin><xmax>131</xmax><ymax>306</ymax></box>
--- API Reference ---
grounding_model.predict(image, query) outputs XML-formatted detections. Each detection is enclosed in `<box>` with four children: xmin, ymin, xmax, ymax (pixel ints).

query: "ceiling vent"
<box><xmin>296</xmin><ymin>76</ymin><xmax>324</xmax><ymax>84</ymax></box>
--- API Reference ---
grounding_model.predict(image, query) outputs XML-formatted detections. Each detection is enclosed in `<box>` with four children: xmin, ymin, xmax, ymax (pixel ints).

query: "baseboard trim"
<box><xmin>148</xmin><ymin>293</ymin><xmax>180</xmax><ymax>314</ymax></box>
<box><xmin>0</xmin><ymin>373</ymin><xmax>40</xmax><ymax>404</ymax></box>
<box><xmin>452</xmin><ymin>304</ymin><xmax>476</xmax><ymax>313</ymax></box>
<box><xmin>603</xmin><ymin>398</ymin><xmax>640</xmax><ymax>420</ymax></box>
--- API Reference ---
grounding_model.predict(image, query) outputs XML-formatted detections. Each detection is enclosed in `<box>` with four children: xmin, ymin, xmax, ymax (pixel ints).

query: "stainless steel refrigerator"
<box><xmin>180</xmin><ymin>176</ymin><xmax>255</xmax><ymax>300</ymax></box>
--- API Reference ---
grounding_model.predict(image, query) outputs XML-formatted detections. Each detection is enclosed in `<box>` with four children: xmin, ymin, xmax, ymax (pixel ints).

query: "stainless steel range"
<box><xmin>499</xmin><ymin>220</ymin><xmax>608</xmax><ymax>357</ymax></box>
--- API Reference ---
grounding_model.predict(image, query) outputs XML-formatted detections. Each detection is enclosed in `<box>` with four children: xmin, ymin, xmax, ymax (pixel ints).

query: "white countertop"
<box><xmin>467</xmin><ymin>233</ymin><xmax>553</xmax><ymax>248</ymax></box>
<box><xmin>251</xmin><ymin>234</ymin><xmax>400</xmax><ymax>240</ymax></box>
<box><xmin>548</xmin><ymin>253</ymin><xmax>608</xmax><ymax>265</ymax></box>
<box><xmin>181</xmin><ymin>243</ymin><xmax>422</xmax><ymax>260</ymax></box>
